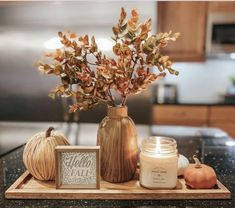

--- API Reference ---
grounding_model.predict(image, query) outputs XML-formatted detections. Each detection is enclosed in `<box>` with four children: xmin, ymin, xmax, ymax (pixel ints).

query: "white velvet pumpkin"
<box><xmin>178</xmin><ymin>154</ymin><xmax>189</xmax><ymax>176</ymax></box>
<box><xmin>23</xmin><ymin>127</ymin><xmax>69</xmax><ymax>181</ymax></box>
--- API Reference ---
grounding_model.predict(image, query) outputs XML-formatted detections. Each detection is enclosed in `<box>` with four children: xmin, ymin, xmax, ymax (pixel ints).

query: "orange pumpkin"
<box><xmin>184</xmin><ymin>155</ymin><xmax>217</xmax><ymax>189</ymax></box>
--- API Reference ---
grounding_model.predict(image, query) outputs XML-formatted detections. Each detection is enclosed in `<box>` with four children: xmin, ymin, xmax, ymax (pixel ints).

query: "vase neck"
<box><xmin>107</xmin><ymin>106</ymin><xmax>127</xmax><ymax>118</ymax></box>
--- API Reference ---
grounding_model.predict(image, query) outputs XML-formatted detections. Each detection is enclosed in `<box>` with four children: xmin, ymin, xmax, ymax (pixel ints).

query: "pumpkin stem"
<box><xmin>193</xmin><ymin>155</ymin><xmax>202</xmax><ymax>168</ymax></box>
<box><xmin>46</xmin><ymin>127</ymin><xmax>54</xmax><ymax>138</ymax></box>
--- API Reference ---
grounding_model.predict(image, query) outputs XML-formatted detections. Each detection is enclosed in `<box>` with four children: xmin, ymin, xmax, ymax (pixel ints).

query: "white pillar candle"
<box><xmin>140</xmin><ymin>137</ymin><xmax>178</xmax><ymax>189</ymax></box>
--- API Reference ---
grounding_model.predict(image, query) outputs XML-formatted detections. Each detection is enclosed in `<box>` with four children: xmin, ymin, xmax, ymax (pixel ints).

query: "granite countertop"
<box><xmin>1</xmin><ymin>123</ymin><xmax>235</xmax><ymax>208</ymax></box>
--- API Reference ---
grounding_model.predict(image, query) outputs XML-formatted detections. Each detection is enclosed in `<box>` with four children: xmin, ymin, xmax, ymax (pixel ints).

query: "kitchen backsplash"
<box><xmin>162</xmin><ymin>59</ymin><xmax>235</xmax><ymax>103</ymax></box>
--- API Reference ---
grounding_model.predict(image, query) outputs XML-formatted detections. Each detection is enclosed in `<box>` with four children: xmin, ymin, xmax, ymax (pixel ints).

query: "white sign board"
<box><xmin>55</xmin><ymin>146</ymin><xmax>100</xmax><ymax>189</ymax></box>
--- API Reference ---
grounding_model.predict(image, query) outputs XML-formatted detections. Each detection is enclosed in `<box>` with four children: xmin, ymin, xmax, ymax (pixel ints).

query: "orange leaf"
<box><xmin>70</xmin><ymin>33</ymin><xmax>77</xmax><ymax>38</ymax></box>
<box><xmin>120</xmin><ymin>7</ymin><xmax>127</xmax><ymax>23</ymax></box>
<box><xmin>58</xmin><ymin>31</ymin><xmax>63</xmax><ymax>37</ymax></box>
<box><xmin>83</xmin><ymin>35</ymin><xmax>89</xmax><ymax>45</ymax></box>
<box><xmin>131</xmin><ymin>9</ymin><xmax>139</xmax><ymax>23</ymax></box>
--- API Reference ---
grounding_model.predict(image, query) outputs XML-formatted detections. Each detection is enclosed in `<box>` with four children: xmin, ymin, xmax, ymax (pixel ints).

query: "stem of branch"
<box><xmin>121</xmin><ymin>96</ymin><xmax>127</xmax><ymax>106</ymax></box>
<box><xmin>86</xmin><ymin>61</ymin><xmax>98</xmax><ymax>66</ymax></box>
<box><xmin>95</xmin><ymin>95</ymin><xmax>109</xmax><ymax>103</ymax></box>
<box><xmin>83</xmin><ymin>52</ymin><xmax>99</xmax><ymax>66</ymax></box>
<box><xmin>107</xmin><ymin>88</ymin><xmax>116</xmax><ymax>107</ymax></box>
<box><xmin>122</xmin><ymin>56</ymin><xmax>138</xmax><ymax>106</ymax></box>
<box><xmin>91</xmin><ymin>52</ymin><xmax>101</xmax><ymax>65</ymax></box>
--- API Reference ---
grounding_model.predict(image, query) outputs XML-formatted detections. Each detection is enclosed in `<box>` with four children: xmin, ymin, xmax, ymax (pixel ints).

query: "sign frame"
<box><xmin>55</xmin><ymin>146</ymin><xmax>100</xmax><ymax>189</ymax></box>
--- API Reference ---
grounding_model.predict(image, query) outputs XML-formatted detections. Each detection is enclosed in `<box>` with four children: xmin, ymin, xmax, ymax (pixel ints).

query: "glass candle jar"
<box><xmin>140</xmin><ymin>136</ymin><xmax>178</xmax><ymax>189</ymax></box>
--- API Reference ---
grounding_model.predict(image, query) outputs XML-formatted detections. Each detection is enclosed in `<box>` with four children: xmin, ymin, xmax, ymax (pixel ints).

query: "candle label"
<box><xmin>151</xmin><ymin>166</ymin><xmax>168</xmax><ymax>184</ymax></box>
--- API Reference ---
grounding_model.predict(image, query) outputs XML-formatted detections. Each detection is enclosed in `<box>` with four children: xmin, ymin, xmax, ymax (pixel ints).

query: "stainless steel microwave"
<box><xmin>206</xmin><ymin>12</ymin><xmax>235</xmax><ymax>54</ymax></box>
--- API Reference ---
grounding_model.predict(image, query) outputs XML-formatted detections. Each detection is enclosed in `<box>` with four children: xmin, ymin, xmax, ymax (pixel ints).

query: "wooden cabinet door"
<box><xmin>209</xmin><ymin>106</ymin><xmax>235</xmax><ymax>123</ymax></box>
<box><xmin>209</xmin><ymin>106</ymin><xmax>235</xmax><ymax>138</ymax></box>
<box><xmin>152</xmin><ymin>105</ymin><xmax>208</xmax><ymax>126</ymax></box>
<box><xmin>157</xmin><ymin>2</ymin><xmax>207</xmax><ymax>62</ymax></box>
<box><xmin>208</xmin><ymin>2</ymin><xmax>235</xmax><ymax>12</ymax></box>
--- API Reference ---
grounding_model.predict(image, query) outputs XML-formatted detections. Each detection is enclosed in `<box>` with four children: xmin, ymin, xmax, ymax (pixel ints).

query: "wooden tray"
<box><xmin>5</xmin><ymin>171</ymin><xmax>231</xmax><ymax>200</ymax></box>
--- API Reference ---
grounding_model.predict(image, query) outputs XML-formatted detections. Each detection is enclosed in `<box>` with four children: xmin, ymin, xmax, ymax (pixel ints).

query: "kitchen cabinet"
<box><xmin>208</xmin><ymin>2</ymin><xmax>235</xmax><ymax>12</ymax></box>
<box><xmin>157</xmin><ymin>2</ymin><xmax>207</xmax><ymax>62</ymax></box>
<box><xmin>152</xmin><ymin>105</ymin><xmax>235</xmax><ymax>138</ymax></box>
<box><xmin>152</xmin><ymin>105</ymin><xmax>208</xmax><ymax>126</ymax></box>
<box><xmin>209</xmin><ymin>106</ymin><xmax>235</xmax><ymax>138</ymax></box>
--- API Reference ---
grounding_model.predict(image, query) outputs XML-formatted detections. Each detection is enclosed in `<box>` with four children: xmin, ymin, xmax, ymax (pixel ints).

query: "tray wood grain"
<box><xmin>5</xmin><ymin>171</ymin><xmax>231</xmax><ymax>200</ymax></box>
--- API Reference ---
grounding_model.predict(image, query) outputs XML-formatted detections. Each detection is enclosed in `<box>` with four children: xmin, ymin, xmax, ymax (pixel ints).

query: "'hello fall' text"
<box><xmin>63</xmin><ymin>154</ymin><xmax>92</xmax><ymax>177</ymax></box>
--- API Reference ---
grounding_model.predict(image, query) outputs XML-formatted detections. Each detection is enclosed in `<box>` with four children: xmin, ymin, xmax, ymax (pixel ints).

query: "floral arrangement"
<box><xmin>38</xmin><ymin>8</ymin><xmax>180</xmax><ymax>112</ymax></box>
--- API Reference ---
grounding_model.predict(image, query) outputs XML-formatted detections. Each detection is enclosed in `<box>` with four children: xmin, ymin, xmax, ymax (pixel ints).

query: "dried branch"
<box><xmin>38</xmin><ymin>8</ymin><xmax>180</xmax><ymax>112</ymax></box>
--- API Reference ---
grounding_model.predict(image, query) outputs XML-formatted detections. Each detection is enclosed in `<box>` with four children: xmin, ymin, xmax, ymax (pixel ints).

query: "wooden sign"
<box><xmin>55</xmin><ymin>146</ymin><xmax>100</xmax><ymax>189</ymax></box>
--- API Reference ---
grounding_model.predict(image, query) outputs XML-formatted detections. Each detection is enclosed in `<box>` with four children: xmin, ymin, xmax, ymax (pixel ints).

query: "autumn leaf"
<box><xmin>69</xmin><ymin>32</ymin><xmax>77</xmax><ymax>39</ymax></box>
<box><xmin>119</xmin><ymin>7</ymin><xmax>127</xmax><ymax>25</ymax></box>
<box><xmin>131</xmin><ymin>9</ymin><xmax>139</xmax><ymax>23</ymax></box>
<box><xmin>83</xmin><ymin>35</ymin><xmax>89</xmax><ymax>45</ymax></box>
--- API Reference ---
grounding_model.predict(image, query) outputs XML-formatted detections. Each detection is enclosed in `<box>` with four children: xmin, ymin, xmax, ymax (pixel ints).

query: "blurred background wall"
<box><xmin>0</xmin><ymin>1</ymin><xmax>156</xmax><ymax>124</ymax></box>
<box><xmin>0</xmin><ymin>1</ymin><xmax>235</xmax><ymax>124</ymax></box>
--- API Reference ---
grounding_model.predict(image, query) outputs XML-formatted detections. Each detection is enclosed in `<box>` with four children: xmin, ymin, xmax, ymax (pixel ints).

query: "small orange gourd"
<box><xmin>23</xmin><ymin>127</ymin><xmax>69</xmax><ymax>181</ymax></box>
<box><xmin>184</xmin><ymin>155</ymin><xmax>217</xmax><ymax>189</ymax></box>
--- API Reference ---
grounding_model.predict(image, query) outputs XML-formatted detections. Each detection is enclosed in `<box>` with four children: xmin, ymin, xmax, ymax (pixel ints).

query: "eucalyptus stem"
<box><xmin>122</xmin><ymin>54</ymin><xmax>138</xmax><ymax>106</ymax></box>
<box><xmin>108</xmin><ymin>88</ymin><xmax>116</xmax><ymax>107</ymax></box>
<box><xmin>121</xmin><ymin>96</ymin><xmax>127</xmax><ymax>106</ymax></box>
